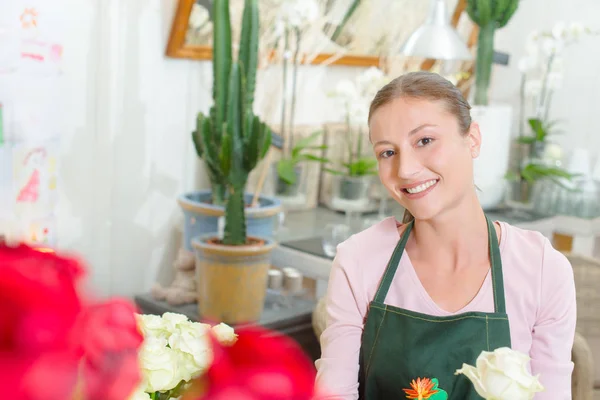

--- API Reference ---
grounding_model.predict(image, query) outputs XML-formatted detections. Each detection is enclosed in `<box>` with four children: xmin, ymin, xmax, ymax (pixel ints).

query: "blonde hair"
<box><xmin>368</xmin><ymin>71</ymin><xmax>472</xmax><ymax>224</ymax></box>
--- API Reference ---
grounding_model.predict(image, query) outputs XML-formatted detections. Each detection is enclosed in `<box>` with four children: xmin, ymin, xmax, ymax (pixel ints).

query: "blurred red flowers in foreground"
<box><xmin>0</xmin><ymin>243</ymin><xmax>143</xmax><ymax>400</ymax></box>
<box><xmin>185</xmin><ymin>326</ymin><xmax>321</xmax><ymax>400</ymax></box>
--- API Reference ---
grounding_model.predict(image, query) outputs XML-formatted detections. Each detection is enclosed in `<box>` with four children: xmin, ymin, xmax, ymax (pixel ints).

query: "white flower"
<box><xmin>127</xmin><ymin>386</ymin><xmax>151</xmax><ymax>400</ymax></box>
<box><xmin>455</xmin><ymin>347</ymin><xmax>544</xmax><ymax>400</ymax></box>
<box><xmin>136</xmin><ymin>314</ymin><xmax>169</xmax><ymax>340</ymax></box>
<box><xmin>552</xmin><ymin>21</ymin><xmax>567</xmax><ymax>40</ymax></box>
<box><xmin>278</xmin><ymin>0</ymin><xmax>320</xmax><ymax>29</ymax></box>
<box><xmin>211</xmin><ymin>322</ymin><xmax>238</xmax><ymax>346</ymax></box>
<box><xmin>169</xmin><ymin>320</ymin><xmax>213</xmax><ymax>374</ymax></box>
<box><xmin>160</xmin><ymin>312</ymin><xmax>191</xmax><ymax>335</ymax></box>
<box><xmin>568</xmin><ymin>22</ymin><xmax>586</xmax><ymax>40</ymax></box>
<box><xmin>139</xmin><ymin>336</ymin><xmax>183</xmax><ymax>392</ymax></box>
<box><xmin>333</xmin><ymin>79</ymin><xmax>360</xmax><ymax>104</ymax></box>
<box><xmin>518</xmin><ymin>57</ymin><xmax>537</xmax><ymax>73</ymax></box>
<box><xmin>189</xmin><ymin>4</ymin><xmax>209</xmax><ymax>30</ymax></box>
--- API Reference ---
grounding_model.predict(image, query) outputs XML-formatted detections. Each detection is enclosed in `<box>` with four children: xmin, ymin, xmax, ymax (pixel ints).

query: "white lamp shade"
<box><xmin>399</xmin><ymin>0</ymin><xmax>472</xmax><ymax>61</ymax></box>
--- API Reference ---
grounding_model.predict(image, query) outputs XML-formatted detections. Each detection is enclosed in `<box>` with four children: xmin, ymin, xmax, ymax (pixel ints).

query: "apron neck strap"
<box><xmin>373</xmin><ymin>216</ymin><xmax>506</xmax><ymax>314</ymax></box>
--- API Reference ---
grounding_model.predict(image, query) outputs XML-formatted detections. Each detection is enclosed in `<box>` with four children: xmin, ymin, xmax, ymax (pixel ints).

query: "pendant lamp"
<box><xmin>399</xmin><ymin>0</ymin><xmax>472</xmax><ymax>60</ymax></box>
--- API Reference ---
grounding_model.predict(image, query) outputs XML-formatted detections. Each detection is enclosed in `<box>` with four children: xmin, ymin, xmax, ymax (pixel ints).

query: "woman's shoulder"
<box><xmin>497</xmin><ymin>220</ymin><xmax>572</xmax><ymax>282</ymax></box>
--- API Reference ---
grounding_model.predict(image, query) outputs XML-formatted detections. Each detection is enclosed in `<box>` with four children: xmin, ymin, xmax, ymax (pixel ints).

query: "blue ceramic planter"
<box><xmin>178</xmin><ymin>190</ymin><xmax>282</xmax><ymax>251</ymax></box>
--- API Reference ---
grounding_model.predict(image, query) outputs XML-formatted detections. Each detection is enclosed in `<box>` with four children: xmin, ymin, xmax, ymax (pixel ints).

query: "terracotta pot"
<box><xmin>192</xmin><ymin>234</ymin><xmax>276</xmax><ymax>325</ymax></box>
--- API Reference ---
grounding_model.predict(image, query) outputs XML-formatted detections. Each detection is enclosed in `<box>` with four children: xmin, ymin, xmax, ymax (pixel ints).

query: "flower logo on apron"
<box><xmin>402</xmin><ymin>377</ymin><xmax>448</xmax><ymax>399</ymax></box>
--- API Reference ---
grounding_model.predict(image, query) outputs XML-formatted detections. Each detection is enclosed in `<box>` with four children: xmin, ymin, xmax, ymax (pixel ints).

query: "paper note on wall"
<box><xmin>0</xmin><ymin>0</ymin><xmax>65</xmax><ymax>75</ymax></box>
<box><xmin>12</xmin><ymin>140</ymin><xmax>59</xmax><ymax>219</ymax></box>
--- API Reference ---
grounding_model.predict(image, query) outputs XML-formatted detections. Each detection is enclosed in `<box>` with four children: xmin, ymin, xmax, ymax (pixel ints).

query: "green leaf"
<box><xmin>299</xmin><ymin>154</ymin><xmax>329</xmax><ymax>163</ymax></box>
<box><xmin>277</xmin><ymin>159</ymin><xmax>298</xmax><ymax>184</ymax></box>
<box><xmin>528</xmin><ymin>118</ymin><xmax>546</xmax><ymax>141</ymax></box>
<box><xmin>292</xmin><ymin>130</ymin><xmax>323</xmax><ymax>158</ymax></box>
<box><xmin>516</xmin><ymin>136</ymin><xmax>536</xmax><ymax>144</ymax></box>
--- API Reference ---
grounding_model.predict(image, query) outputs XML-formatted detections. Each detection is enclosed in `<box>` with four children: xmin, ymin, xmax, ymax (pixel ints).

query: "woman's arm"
<box><xmin>315</xmin><ymin>237</ymin><xmax>366</xmax><ymax>400</ymax></box>
<box><xmin>529</xmin><ymin>239</ymin><xmax>577</xmax><ymax>399</ymax></box>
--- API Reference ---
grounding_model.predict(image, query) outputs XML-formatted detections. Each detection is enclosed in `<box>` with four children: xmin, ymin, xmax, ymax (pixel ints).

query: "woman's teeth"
<box><xmin>405</xmin><ymin>179</ymin><xmax>437</xmax><ymax>194</ymax></box>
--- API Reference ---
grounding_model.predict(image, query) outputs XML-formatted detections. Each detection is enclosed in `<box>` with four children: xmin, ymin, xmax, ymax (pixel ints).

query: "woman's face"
<box><xmin>370</xmin><ymin>97</ymin><xmax>481</xmax><ymax>221</ymax></box>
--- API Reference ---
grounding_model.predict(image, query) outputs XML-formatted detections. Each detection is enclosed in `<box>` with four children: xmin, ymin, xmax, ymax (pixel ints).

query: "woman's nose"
<box><xmin>396</xmin><ymin>150</ymin><xmax>422</xmax><ymax>179</ymax></box>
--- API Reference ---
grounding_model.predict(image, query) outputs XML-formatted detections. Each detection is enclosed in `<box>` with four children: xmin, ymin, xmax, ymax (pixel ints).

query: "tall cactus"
<box><xmin>192</xmin><ymin>0</ymin><xmax>272</xmax><ymax>246</ymax></box>
<box><xmin>466</xmin><ymin>0</ymin><xmax>519</xmax><ymax>106</ymax></box>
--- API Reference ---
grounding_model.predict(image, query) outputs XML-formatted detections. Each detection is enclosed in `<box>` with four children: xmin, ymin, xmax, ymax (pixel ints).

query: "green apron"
<box><xmin>359</xmin><ymin>216</ymin><xmax>511</xmax><ymax>400</ymax></box>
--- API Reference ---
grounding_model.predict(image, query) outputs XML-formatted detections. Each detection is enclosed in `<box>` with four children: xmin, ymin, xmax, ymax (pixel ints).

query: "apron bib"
<box><xmin>359</xmin><ymin>216</ymin><xmax>511</xmax><ymax>399</ymax></box>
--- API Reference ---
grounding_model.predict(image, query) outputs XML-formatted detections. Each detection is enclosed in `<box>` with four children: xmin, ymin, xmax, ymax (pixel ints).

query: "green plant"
<box><xmin>466</xmin><ymin>0</ymin><xmax>520</xmax><ymax>106</ymax></box>
<box><xmin>326</xmin><ymin>129</ymin><xmax>377</xmax><ymax>176</ymax></box>
<box><xmin>276</xmin><ymin>130</ymin><xmax>328</xmax><ymax>185</ymax></box>
<box><xmin>192</xmin><ymin>0</ymin><xmax>271</xmax><ymax>246</ymax></box>
<box><xmin>505</xmin><ymin>117</ymin><xmax>575</xmax><ymax>188</ymax></box>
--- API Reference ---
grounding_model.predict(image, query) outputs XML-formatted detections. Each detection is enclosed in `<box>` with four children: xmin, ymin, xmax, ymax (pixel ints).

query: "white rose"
<box><xmin>169</xmin><ymin>320</ymin><xmax>213</xmax><ymax>374</ymax></box>
<box><xmin>139</xmin><ymin>336</ymin><xmax>183</xmax><ymax>392</ymax></box>
<box><xmin>455</xmin><ymin>347</ymin><xmax>544</xmax><ymax>400</ymax></box>
<box><xmin>334</xmin><ymin>80</ymin><xmax>359</xmax><ymax>102</ymax></box>
<box><xmin>136</xmin><ymin>314</ymin><xmax>169</xmax><ymax>340</ymax></box>
<box><xmin>161</xmin><ymin>312</ymin><xmax>190</xmax><ymax>334</ymax></box>
<box><xmin>211</xmin><ymin>323</ymin><xmax>238</xmax><ymax>346</ymax></box>
<box><xmin>127</xmin><ymin>386</ymin><xmax>151</xmax><ymax>400</ymax></box>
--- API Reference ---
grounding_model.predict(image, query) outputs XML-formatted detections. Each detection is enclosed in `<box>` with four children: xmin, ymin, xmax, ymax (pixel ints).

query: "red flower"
<box><xmin>0</xmin><ymin>243</ymin><xmax>143</xmax><ymax>400</ymax></box>
<box><xmin>76</xmin><ymin>299</ymin><xmax>144</xmax><ymax>400</ymax></box>
<box><xmin>185</xmin><ymin>326</ymin><xmax>318</xmax><ymax>400</ymax></box>
<box><xmin>0</xmin><ymin>243</ymin><xmax>84</xmax><ymax>400</ymax></box>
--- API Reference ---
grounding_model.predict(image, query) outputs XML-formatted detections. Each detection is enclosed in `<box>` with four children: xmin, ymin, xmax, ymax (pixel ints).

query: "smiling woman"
<box><xmin>314</xmin><ymin>71</ymin><xmax>577</xmax><ymax>400</ymax></box>
<box><xmin>368</xmin><ymin>72</ymin><xmax>477</xmax><ymax>224</ymax></box>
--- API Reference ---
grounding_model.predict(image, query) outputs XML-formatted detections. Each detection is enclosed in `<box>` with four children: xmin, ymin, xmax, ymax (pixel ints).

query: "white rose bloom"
<box><xmin>169</xmin><ymin>320</ymin><xmax>213</xmax><ymax>372</ymax></box>
<box><xmin>161</xmin><ymin>312</ymin><xmax>190</xmax><ymax>334</ymax></box>
<box><xmin>455</xmin><ymin>347</ymin><xmax>544</xmax><ymax>400</ymax></box>
<box><xmin>211</xmin><ymin>322</ymin><xmax>237</xmax><ymax>345</ymax></box>
<box><xmin>128</xmin><ymin>386</ymin><xmax>151</xmax><ymax>400</ymax></box>
<box><xmin>136</xmin><ymin>314</ymin><xmax>169</xmax><ymax>340</ymax></box>
<box><xmin>139</xmin><ymin>336</ymin><xmax>183</xmax><ymax>392</ymax></box>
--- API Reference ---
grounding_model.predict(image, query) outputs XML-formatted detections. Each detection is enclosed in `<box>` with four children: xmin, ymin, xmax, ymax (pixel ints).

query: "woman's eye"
<box><xmin>417</xmin><ymin>137</ymin><xmax>434</xmax><ymax>147</ymax></box>
<box><xmin>379</xmin><ymin>150</ymin><xmax>395</xmax><ymax>159</ymax></box>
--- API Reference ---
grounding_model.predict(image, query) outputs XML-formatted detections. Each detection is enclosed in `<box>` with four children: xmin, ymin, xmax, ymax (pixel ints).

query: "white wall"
<box><xmin>3</xmin><ymin>0</ymin><xmax>599</xmax><ymax>297</ymax></box>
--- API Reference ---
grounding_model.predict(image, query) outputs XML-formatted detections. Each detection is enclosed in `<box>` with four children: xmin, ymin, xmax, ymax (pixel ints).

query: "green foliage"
<box><xmin>326</xmin><ymin>157</ymin><xmax>378</xmax><ymax>177</ymax></box>
<box><xmin>466</xmin><ymin>0</ymin><xmax>519</xmax><ymax>105</ymax></box>
<box><xmin>277</xmin><ymin>130</ymin><xmax>328</xmax><ymax>185</ymax></box>
<box><xmin>192</xmin><ymin>0</ymin><xmax>271</xmax><ymax>246</ymax></box>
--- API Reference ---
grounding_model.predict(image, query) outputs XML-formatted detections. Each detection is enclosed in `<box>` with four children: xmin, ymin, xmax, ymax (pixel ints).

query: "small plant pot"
<box><xmin>272</xmin><ymin>164</ymin><xmax>303</xmax><ymax>198</ymax></box>
<box><xmin>330</xmin><ymin>175</ymin><xmax>374</xmax><ymax>211</ymax></box>
<box><xmin>192</xmin><ymin>234</ymin><xmax>276</xmax><ymax>325</ymax></box>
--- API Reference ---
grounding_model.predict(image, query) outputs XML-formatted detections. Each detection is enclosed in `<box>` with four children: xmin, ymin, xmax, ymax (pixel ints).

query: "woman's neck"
<box><xmin>409</xmin><ymin>192</ymin><xmax>491</xmax><ymax>270</ymax></box>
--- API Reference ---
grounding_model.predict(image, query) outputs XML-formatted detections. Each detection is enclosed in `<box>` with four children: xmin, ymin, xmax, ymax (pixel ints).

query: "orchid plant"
<box><xmin>508</xmin><ymin>22</ymin><xmax>598</xmax><ymax>189</ymax></box>
<box><xmin>327</xmin><ymin>67</ymin><xmax>389</xmax><ymax>177</ymax></box>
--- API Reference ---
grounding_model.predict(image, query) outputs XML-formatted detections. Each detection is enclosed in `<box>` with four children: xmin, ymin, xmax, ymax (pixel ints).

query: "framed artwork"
<box><xmin>166</xmin><ymin>0</ymin><xmax>473</xmax><ymax>68</ymax></box>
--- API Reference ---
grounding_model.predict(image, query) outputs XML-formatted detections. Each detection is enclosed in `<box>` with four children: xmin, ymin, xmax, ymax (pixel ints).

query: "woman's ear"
<box><xmin>467</xmin><ymin>122</ymin><xmax>482</xmax><ymax>158</ymax></box>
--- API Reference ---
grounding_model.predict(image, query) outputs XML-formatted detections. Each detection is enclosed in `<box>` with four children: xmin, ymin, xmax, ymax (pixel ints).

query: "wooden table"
<box><xmin>134</xmin><ymin>293</ymin><xmax>322</xmax><ymax>362</ymax></box>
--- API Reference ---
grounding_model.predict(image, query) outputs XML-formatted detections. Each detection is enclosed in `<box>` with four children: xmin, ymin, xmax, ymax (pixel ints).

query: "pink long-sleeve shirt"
<box><xmin>315</xmin><ymin>217</ymin><xmax>577</xmax><ymax>399</ymax></box>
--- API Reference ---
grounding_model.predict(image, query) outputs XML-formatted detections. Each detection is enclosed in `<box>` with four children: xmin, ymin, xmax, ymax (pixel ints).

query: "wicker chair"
<box><xmin>565</xmin><ymin>252</ymin><xmax>600</xmax><ymax>399</ymax></box>
<box><xmin>312</xmin><ymin>297</ymin><xmax>595</xmax><ymax>398</ymax></box>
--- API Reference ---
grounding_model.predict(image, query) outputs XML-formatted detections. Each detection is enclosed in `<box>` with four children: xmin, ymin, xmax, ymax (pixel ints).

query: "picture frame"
<box><xmin>166</xmin><ymin>0</ymin><xmax>472</xmax><ymax>68</ymax></box>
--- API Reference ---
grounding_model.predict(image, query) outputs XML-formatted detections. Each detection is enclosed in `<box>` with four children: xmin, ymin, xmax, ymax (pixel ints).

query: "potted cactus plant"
<box><xmin>177</xmin><ymin>0</ymin><xmax>281</xmax><ymax>252</ymax></box>
<box><xmin>466</xmin><ymin>0</ymin><xmax>520</xmax><ymax>209</ymax></box>
<box><xmin>189</xmin><ymin>0</ymin><xmax>276</xmax><ymax>325</ymax></box>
